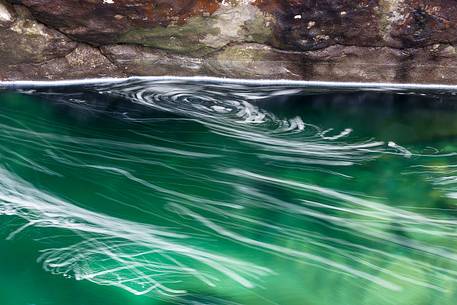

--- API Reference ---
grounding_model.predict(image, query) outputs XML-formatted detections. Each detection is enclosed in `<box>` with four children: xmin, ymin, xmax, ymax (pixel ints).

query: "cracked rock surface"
<box><xmin>2</xmin><ymin>0</ymin><xmax>457</xmax><ymax>83</ymax></box>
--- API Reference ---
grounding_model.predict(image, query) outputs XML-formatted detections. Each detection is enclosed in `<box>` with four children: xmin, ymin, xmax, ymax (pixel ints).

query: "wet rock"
<box><xmin>0</xmin><ymin>44</ymin><xmax>123</xmax><ymax>81</ymax></box>
<box><xmin>301</xmin><ymin>45</ymin><xmax>401</xmax><ymax>82</ymax></box>
<box><xmin>303</xmin><ymin>43</ymin><xmax>457</xmax><ymax>84</ymax></box>
<box><xmin>255</xmin><ymin>0</ymin><xmax>383</xmax><ymax>50</ymax></box>
<box><xmin>117</xmin><ymin>2</ymin><xmax>272</xmax><ymax>55</ymax></box>
<box><xmin>0</xmin><ymin>4</ymin><xmax>76</xmax><ymax>65</ymax></box>
<box><xmin>101</xmin><ymin>43</ymin><xmax>303</xmax><ymax>79</ymax></box>
<box><xmin>14</xmin><ymin>0</ymin><xmax>221</xmax><ymax>45</ymax></box>
<box><xmin>207</xmin><ymin>43</ymin><xmax>303</xmax><ymax>79</ymax></box>
<box><xmin>13</xmin><ymin>0</ymin><xmax>272</xmax><ymax>55</ymax></box>
<box><xmin>396</xmin><ymin>44</ymin><xmax>457</xmax><ymax>84</ymax></box>
<box><xmin>101</xmin><ymin>44</ymin><xmax>207</xmax><ymax>76</ymax></box>
<box><xmin>255</xmin><ymin>0</ymin><xmax>457</xmax><ymax>51</ymax></box>
<box><xmin>2</xmin><ymin>0</ymin><xmax>457</xmax><ymax>83</ymax></box>
<box><xmin>199</xmin><ymin>4</ymin><xmax>272</xmax><ymax>49</ymax></box>
<box><xmin>62</xmin><ymin>44</ymin><xmax>122</xmax><ymax>78</ymax></box>
<box><xmin>388</xmin><ymin>0</ymin><xmax>457</xmax><ymax>48</ymax></box>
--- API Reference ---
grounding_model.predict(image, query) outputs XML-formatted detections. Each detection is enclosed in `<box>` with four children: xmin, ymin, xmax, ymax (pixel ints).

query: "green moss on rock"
<box><xmin>118</xmin><ymin>3</ymin><xmax>273</xmax><ymax>56</ymax></box>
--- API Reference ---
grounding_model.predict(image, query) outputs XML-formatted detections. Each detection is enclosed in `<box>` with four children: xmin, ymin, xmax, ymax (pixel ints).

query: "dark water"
<box><xmin>1</xmin><ymin>79</ymin><xmax>457</xmax><ymax>305</ymax></box>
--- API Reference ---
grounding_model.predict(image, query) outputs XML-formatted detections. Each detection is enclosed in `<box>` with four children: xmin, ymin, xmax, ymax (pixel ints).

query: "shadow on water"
<box><xmin>2</xmin><ymin>79</ymin><xmax>457</xmax><ymax>305</ymax></box>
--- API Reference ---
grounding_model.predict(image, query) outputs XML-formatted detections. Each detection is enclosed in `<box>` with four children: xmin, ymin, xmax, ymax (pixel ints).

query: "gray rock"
<box><xmin>0</xmin><ymin>4</ymin><xmax>76</xmax><ymax>65</ymax></box>
<box><xmin>2</xmin><ymin>0</ymin><xmax>457</xmax><ymax>83</ymax></box>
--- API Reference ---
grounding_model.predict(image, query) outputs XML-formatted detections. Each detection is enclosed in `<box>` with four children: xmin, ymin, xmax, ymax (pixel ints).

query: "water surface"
<box><xmin>1</xmin><ymin>80</ymin><xmax>457</xmax><ymax>305</ymax></box>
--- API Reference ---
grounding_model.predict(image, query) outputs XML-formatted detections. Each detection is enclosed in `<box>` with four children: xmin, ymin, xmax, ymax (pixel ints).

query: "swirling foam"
<box><xmin>1</xmin><ymin>80</ymin><xmax>457</xmax><ymax>302</ymax></box>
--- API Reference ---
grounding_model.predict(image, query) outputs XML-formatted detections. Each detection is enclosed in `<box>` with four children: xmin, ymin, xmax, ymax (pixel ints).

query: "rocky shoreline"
<box><xmin>2</xmin><ymin>0</ymin><xmax>457</xmax><ymax>83</ymax></box>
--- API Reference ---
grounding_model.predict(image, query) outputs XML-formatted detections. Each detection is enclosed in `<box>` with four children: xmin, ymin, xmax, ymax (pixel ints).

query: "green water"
<box><xmin>2</xmin><ymin>83</ymin><xmax>457</xmax><ymax>305</ymax></box>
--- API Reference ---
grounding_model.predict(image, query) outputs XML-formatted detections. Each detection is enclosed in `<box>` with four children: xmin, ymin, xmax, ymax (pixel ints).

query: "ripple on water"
<box><xmin>1</xmin><ymin>80</ymin><xmax>457</xmax><ymax>305</ymax></box>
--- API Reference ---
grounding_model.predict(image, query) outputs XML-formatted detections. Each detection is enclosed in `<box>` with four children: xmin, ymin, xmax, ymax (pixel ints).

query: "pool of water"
<box><xmin>1</xmin><ymin>79</ymin><xmax>457</xmax><ymax>305</ymax></box>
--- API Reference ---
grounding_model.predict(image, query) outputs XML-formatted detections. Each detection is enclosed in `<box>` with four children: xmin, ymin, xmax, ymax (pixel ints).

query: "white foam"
<box><xmin>2</xmin><ymin>76</ymin><xmax>457</xmax><ymax>92</ymax></box>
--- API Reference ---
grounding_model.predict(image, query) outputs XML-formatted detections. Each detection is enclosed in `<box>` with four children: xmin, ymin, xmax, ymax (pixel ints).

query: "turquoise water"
<box><xmin>2</xmin><ymin>80</ymin><xmax>457</xmax><ymax>304</ymax></box>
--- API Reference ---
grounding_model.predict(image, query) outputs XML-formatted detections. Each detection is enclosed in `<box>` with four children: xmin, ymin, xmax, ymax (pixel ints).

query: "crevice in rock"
<box><xmin>98</xmin><ymin>46</ymin><xmax>118</xmax><ymax>67</ymax></box>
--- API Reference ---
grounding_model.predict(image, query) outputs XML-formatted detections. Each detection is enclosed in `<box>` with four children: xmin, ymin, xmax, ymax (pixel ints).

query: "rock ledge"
<box><xmin>2</xmin><ymin>0</ymin><xmax>457</xmax><ymax>84</ymax></box>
